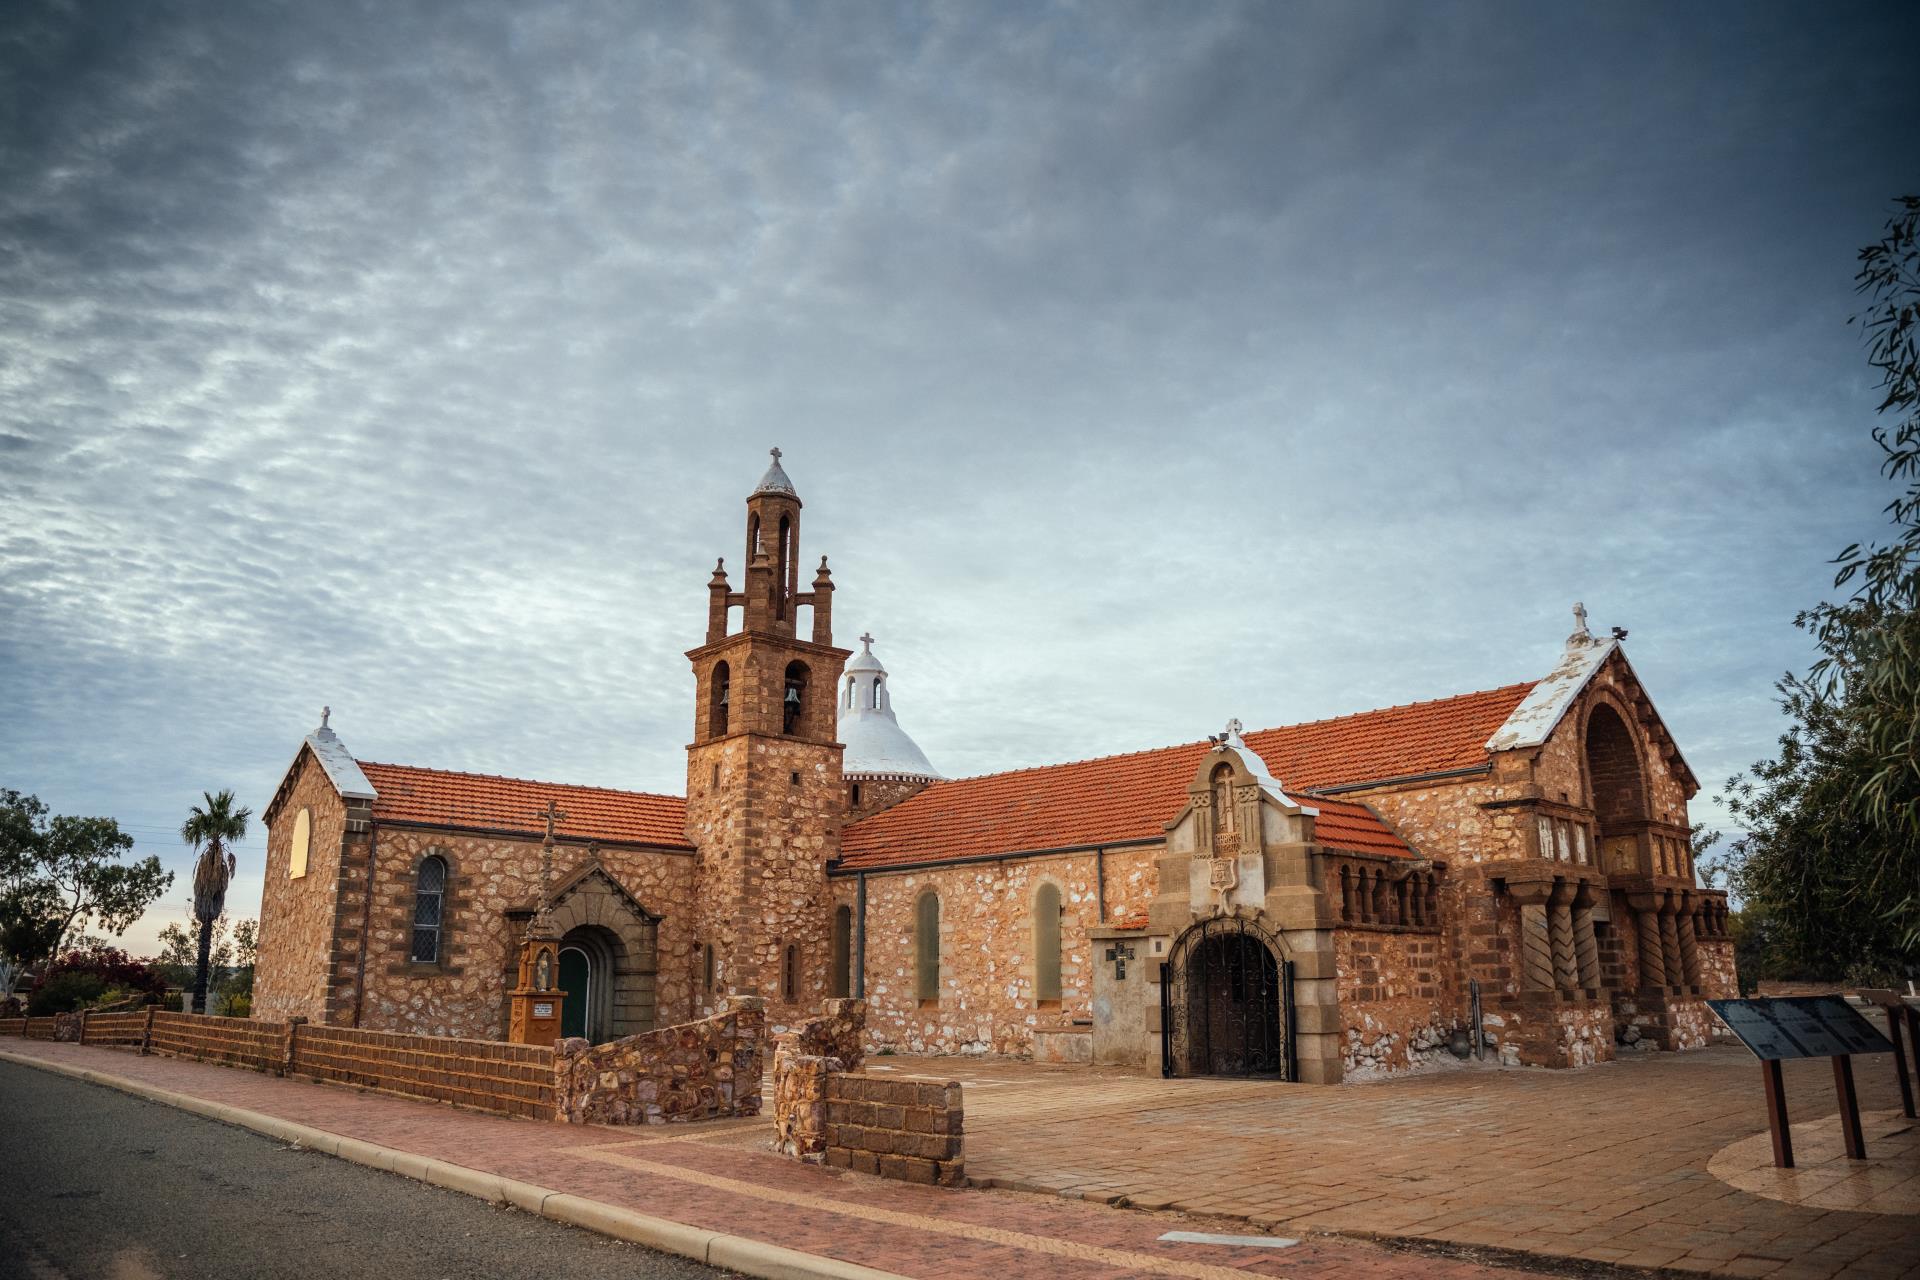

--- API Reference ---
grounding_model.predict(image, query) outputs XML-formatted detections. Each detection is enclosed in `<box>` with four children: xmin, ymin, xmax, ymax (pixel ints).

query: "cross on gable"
<box><xmin>535</xmin><ymin>800</ymin><xmax>568</xmax><ymax>843</ymax></box>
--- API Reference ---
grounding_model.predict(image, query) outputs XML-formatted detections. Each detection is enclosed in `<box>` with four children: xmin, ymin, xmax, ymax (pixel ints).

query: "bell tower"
<box><xmin>685</xmin><ymin>449</ymin><xmax>850</xmax><ymax>1021</ymax></box>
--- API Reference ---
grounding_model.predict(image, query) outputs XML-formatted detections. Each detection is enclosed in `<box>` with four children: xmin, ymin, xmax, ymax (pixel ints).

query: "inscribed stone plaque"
<box><xmin>533</xmin><ymin>1001</ymin><xmax>554</xmax><ymax>1019</ymax></box>
<box><xmin>1708</xmin><ymin>996</ymin><xmax>1893</xmax><ymax>1061</ymax></box>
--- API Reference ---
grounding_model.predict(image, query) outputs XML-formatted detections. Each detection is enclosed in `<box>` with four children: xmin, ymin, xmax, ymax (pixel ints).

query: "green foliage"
<box><xmin>156</xmin><ymin>914</ymin><xmax>257</xmax><ymax>1012</ymax></box>
<box><xmin>27</xmin><ymin>971</ymin><xmax>105</xmax><ymax>1015</ymax></box>
<box><xmin>0</xmin><ymin>789</ymin><xmax>173</xmax><ymax>969</ymax></box>
<box><xmin>181</xmin><ymin>789</ymin><xmax>249</xmax><ymax>925</ymax></box>
<box><xmin>1719</xmin><ymin>197</ymin><xmax>1920</xmax><ymax>982</ymax></box>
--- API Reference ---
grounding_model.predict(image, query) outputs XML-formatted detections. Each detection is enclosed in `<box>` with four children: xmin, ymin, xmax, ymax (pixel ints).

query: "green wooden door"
<box><xmin>559</xmin><ymin>946</ymin><xmax>591</xmax><ymax>1041</ymax></box>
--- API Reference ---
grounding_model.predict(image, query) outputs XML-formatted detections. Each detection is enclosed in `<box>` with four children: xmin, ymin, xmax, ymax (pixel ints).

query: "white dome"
<box><xmin>838</xmin><ymin>634</ymin><xmax>941</xmax><ymax>780</ymax></box>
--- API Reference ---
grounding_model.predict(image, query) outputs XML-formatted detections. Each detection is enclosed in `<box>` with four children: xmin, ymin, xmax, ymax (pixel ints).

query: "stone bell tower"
<box><xmin>685</xmin><ymin>449</ymin><xmax>850</xmax><ymax>1021</ymax></box>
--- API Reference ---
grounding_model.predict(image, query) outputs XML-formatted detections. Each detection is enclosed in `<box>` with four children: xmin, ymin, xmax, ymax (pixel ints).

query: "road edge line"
<box><xmin>0</xmin><ymin>1047</ymin><xmax>906</xmax><ymax>1280</ymax></box>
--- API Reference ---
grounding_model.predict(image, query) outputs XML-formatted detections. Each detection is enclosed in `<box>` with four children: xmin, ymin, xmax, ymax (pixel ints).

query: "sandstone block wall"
<box><xmin>357</xmin><ymin>827</ymin><xmax>695</xmax><ymax>1041</ymax></box>
<box><xmin>255</xmin><ymin>750</ymin><xmax>350</xmax><ymax>1024</ymax></box>
<box><xmin>553</xmin><ymin>996</ymin><xmax>765</xmax><ymax>1125</ymax></box>
<box><xmin>773</xmin><ymin>999</ymin><xmax>866</xmax><ymax>1158</ymax></box>
<box><xmin>824</xmin><ymin>1074</ymin><xmax>964</xmax><ymax>1186</ymax></box>
<box><xmin>296</xmin><ymin>1023</ymin><xmax>556</xmax><ymax>1118</ymax></box>
<box><xmin>844</xmin><ymin>846</ymin><xmax>1154</xmax><ymax>1057</ymax></box>
<box><xmin>1335</xmin><ymin>928</ymin><xmax>1458</xmax><ymax>1075</ymax></box>
<box><xmin>150</xmin><ymin>1010</ymin><xmax>283</xmax><ymax>1070</ymax></box>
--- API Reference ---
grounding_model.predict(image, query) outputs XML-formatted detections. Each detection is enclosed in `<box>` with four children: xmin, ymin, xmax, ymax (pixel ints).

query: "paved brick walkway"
<box><xmin>1</xmin><ymin>1039</ymin><xmax>1556</xmax><ymax>1280</ymax></box>
<box><xmin>872</xmin><ymin>1040</ymin><xmax>1918</xmax><ymax>1278</ymax></box>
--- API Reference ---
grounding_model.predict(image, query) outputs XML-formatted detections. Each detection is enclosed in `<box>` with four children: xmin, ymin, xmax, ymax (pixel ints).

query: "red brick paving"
<box><xmin>2</xmin><ymin>1038</ymin><xmax>1555</xmax><ymax>1280</ymax></box>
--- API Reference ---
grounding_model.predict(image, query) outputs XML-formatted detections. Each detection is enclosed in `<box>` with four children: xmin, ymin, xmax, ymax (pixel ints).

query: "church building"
<box><xmin>253</xmin><ymin>451</ymin><xmax>1735</xmax><ymax>1082</ymax></box>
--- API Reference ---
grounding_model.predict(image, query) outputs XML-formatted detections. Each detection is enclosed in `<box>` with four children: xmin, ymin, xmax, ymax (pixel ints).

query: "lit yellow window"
<box><xmin>289</xmin><ymin>808</ymin><xmax>311</xmax><ymax>879</ymax></box>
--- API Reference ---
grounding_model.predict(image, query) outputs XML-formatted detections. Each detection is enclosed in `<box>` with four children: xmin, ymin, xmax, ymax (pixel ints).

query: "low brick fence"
<box><xmin>297</xmin><ymin>1024</ymin><xmax>555</xmax><ymax>1120</ymax></box>
<box><xmin>0</xmin><ymin>1007</ymin><xmax>554</xmax><ymax>1120</ymax></box>
<box><xmin>772</xmin><ymin>999</ymin><xmax>964</xmax><ymax>1186</ymax></box>
<box><xmin>554</xmin><ymin>996</ymin><xmax>764</xmax><ymax>1125</ymax></box>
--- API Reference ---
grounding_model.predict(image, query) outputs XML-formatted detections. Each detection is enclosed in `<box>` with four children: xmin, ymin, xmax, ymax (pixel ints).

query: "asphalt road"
<box><xmin>0</xmin><ymin>1060</ymin><xmax>735</xmax><ymax>1280</ymax></box>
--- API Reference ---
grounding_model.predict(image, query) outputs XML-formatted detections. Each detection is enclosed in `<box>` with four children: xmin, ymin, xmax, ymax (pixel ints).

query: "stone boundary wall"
<box><xmin>824</xmin><ymin>1074</ymin><xmax>963</xmax><ymax>1186</ymax></box>
<box><xmin>773</xmin><ymin>999</ymin><xmax>866</xmax><ymax>1159</ymax></box>
<box><xmin>553</xmin><ymin>996</ymin><xmax>764</xmax><ymax>1125</ymax></box>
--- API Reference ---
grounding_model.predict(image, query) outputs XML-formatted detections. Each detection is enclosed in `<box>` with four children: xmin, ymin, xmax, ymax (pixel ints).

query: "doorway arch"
<box><xmin>559</xmin><ymin>925</ymin><xmax>619</xmax><ymax>1042</ymax></box>
<box><xmin>1162</xmin><ymin>916</ymin><xmax>1292</xmax><ymax>1079</ymax></box>
<box><xmin>1584</xmin><ymin>702</ymin><xmax>1648</xmax><ymax>874</ymax></box>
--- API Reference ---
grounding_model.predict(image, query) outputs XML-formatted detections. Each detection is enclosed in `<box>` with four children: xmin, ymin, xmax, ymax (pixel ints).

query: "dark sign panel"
<box><xmin>1708</xmin><ymin>996</ymin><xmax>1894</xmax><ymax>1061</ymax></box>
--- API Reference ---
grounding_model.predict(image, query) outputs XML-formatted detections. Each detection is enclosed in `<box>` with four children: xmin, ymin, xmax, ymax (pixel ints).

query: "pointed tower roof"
<box><xmin>751</xmin><ymin>447</ymin><xmax>799</xmax><ymax>501</ymax></box>
<box><xmin>838</xmin><ymin>634</ymin><xmax>941</xmax><ymax>781</ymax></box>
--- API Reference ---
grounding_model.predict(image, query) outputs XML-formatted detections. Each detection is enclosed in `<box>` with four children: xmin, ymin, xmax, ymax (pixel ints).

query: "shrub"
<box><xmin>28</xmin><ymin>971</ymin><xmax>106</xmax><ymax>1015</ymax></box>
<box><xmin>30</xmin><ymin>945</ymin><xmax>167</xmax><ymax>1007</ymax></box>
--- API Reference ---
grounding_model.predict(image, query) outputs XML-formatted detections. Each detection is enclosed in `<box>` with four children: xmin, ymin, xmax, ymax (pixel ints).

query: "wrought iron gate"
<box><xmin>1161</xmin><ymin>915</ymin><xmax>1293</xmax><ymax>1080</ymax></box>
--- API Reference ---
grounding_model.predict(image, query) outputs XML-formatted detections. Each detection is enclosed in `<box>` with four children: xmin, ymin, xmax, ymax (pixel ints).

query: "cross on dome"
<box><xmin>859</xmin><ymin>632</ymin><xmax>875</xmax><ymax>652</ymax></box>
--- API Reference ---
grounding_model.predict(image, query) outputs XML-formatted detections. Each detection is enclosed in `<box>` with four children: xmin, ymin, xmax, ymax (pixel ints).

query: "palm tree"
<box><xmin>181</xmin><ymin>789</ymin><xmax>249</xmax><ymax>1015</ymax></box>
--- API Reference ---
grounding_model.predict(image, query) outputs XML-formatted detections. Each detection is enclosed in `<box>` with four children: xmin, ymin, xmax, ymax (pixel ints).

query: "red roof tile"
<box><xmin>837</xmin><ymin>682</ymin><xmax>1534</xmax><ymax>870</ymax></box>
<box><xmin>357</xmin><ymin>761</ymin><xmax>691</xmax><ymax>849</ymax></box>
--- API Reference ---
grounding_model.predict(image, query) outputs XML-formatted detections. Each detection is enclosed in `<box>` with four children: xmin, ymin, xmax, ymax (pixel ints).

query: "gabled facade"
<box><xmin>252</xmin><ymin>455</ymin><xmax>1733</xmax><ymax>1078</ymax></box>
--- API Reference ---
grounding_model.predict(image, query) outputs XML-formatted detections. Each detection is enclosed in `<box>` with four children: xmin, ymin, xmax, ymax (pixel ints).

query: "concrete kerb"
<box><xmin>0</xmin><ymin>1048</ymin><xmax>907</xmax><ymax>1280</ymax></box>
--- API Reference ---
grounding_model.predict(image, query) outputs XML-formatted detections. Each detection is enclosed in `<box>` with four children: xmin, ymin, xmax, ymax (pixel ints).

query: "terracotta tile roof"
<box><xmin>837</xmin><ymin>682</ymin><xmax>1535</xmax><ymax>871</ymax></box>
<box><xmin>357</xmin><ymin>761</ymin><xmax>692</xmax><ymax>849</ymax></box>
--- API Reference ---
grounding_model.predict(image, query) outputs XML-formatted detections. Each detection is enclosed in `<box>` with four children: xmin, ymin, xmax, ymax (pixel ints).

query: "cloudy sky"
<box><xmin>2</xmin><ymin>1</ymin><xmax>1914</xmax><ymax>955</ymax></box>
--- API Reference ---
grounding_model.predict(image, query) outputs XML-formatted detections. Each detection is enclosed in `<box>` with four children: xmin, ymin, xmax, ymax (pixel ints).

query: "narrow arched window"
<box><xmin>1033</xmin><ymin>882</ymin><xmax>1062</xmax><ymax>1003</ymax></box>
<box><xmin>410</xmin><ymin>856</ymin><xmax>447</xmax><ymax>963</ymax></box>
<box><xmin>289</xmin><ymin>807</ymin><xmax>311</xmax><ymax>880</ymax></box>
<box><xmin>850</xmin><ymin>782</ymin><xmax>863</xmax><ymax>807</ymax></box>
<box><xmin>914</xmin><ymin>891</ymin><xmax>940</xmax><ymax>1003</ymax></box>
<box><xmin>776</xmin><ymin>515</ymin><xmax>792</xmax><ymax>620</ymax></box>
<box><xmin>783</xmin><ymin>661</ymin><xmax>808</xmax><ymax>735</ymax></box>
<box><xmin>711</xmin><ymin>661</ymin><xmax>730</xmax><ymax>737</ymax></box>
<box><xmin>831</xmin><ymin>905</ymin><xmax>852</xmax><ymax>998</ymax></box>
<box><xmin>781</xmin><ymin>942</ymin><xmax>799</xmax><ymax>1001</ymax></box>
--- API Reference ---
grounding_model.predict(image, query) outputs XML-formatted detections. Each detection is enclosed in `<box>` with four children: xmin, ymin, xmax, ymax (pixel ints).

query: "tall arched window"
<box><xmin>1033</xmin><ymin>882</ymin><xmax>1062</xmax><ymax>1003</ymax></box>
<box><xmin>776</xmin><ymin>515</ymin><xmax>793</xmax><ymax>620</ymax></box>
<box><xmin>711</xmin><ymin>661</ymin><xmax>730</xmax><ymax>737</ymax></box>
<box><xmin>914</xmin><ymin>891</ymin><xmax>941</xmax><ymax>1004</ymax></box>
<box><xmin>783</xmin><ymin>661</ymin><xmax>809</xmax><ymax>735</ymax></box>
<box><xmin>410</xmin><ymin>855</ymin><xmax>447</xmax><ymax>963</ymax></box>
<box><xmin>288</xmin><ymin>807</ymin><xmax>311</xmax><ymax>880</ymax></box>
<box><xmin>831</xmin><ymin>905</ymin><xmax>853</xmax><ymax>998</ymax></box>
<box><xmin>781</xmin><ymin>942</ymin><xmax>799</xmax><ymax>1001</ymax></box>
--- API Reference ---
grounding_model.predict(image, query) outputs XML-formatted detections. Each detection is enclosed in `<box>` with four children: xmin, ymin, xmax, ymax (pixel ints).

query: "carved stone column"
<box><xmin>1628</xmin><ymin>893</ymin><xmax>1666</xmax><ymax>992</ymax></box>
<box><xmin>1676</xmin><ymin>895</ymin><xmax>1702</xmax><ymax>992</ymax></box>
<box><xmin>1572</xmin><ymin>888</ymin><xmax>1601</xmax><ymax>992</ymax></box>
<box><xmin>1509</xmin><ymin>883</ymin><xmax>1556</xmax><ymax>992</ymax></box>
<box><xmin>1548</xmin><ymin>880</ymin><xmax>1579</xmax><ymax>994</ymax></box>
<box><xmin>1657</xmin><ymin>894</ymin><xmax>1684</xmax><ymax>995</ymax></box>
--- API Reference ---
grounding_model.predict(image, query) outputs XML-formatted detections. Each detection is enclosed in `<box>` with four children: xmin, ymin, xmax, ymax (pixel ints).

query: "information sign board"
<box><xmin>1708</xmin><ymin>996</ymin><xmax>1893</xmax><ymax>1061</ymax></box>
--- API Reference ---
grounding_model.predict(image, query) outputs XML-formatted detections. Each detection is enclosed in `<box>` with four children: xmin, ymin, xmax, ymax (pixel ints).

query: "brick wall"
<box><xmin>552</xmin><ymin>997</ymin><xmax>763</xmax><ymax>1125</ymax></box>
<box><xmin>81</xmin><ymin>1010</ymin><xmax>147</xmax><ymax>1047</ymax></box>
<box><xmin>296</xmin><ymin>1023</ymin><xmax>555</xmax><ymax>1119</ymax></box>
<box><xmin>773</xmin><ymin>999</ymin><xmax>866</xmax><ymax>1159</ymax></box>
<box><xmin>823</xmin><ymin>1074</ymin><xmax>963</xmax><ymax>1186</ymax></box>
<box><xmin>150</xmin><ymin>1010</ymin><xmax>284</xmax><ymax>1071</ymax></box>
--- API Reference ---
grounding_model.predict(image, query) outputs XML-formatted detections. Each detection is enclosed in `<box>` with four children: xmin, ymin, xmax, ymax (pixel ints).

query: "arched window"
<box><xmin>783</xmin><ymin>661</ymin><xmax>808</xmax><ymax>735</ymax></box>
<box><xmin>776</xmin><ymin>515</ymin><xmax>792</xmax><ymax>620</ymax></box>
<box><xmin>850</xmin><ymin>782</ymin><xmax>863</xmax><ymax>807</ymax></box>
<box><xmin>781</xmin><ymin>942</ymin><xmax>799</xmax><ymax>1001</ymax></box>
<box><xmin>409</xmin><ymin>855</ymin><xmax>447</xmax><ymax>963</ymax></box>
<box><xmin>289</xmin><ymin>807</ymin><xmax>311</xmax><ymax>880</ymax></box>
<box><xmin>845</xmin><ymin>675</ymin><xmax>855</xmax><ymax>709</ymax></box>
<box><xmin>1033</xmin><ymin>882</ymin><xmax>1063</xmax><ymax>1003</ymax></box>
<box><xmin>914</xmin><ymin>891</ymin><xmax>940</xmax><ymax>1004</ymax></box>
<box><xmin>711</xmin><ymin>661</ymin><xmax>730</xmax><ymax>736</ymax></box>
<box><xmin>831</xmin><ymin>905</ymin><xmax>853</xmax><ymax>998</ymax></box>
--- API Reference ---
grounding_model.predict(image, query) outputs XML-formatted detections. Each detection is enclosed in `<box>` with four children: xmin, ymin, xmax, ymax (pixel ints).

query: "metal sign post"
<box><xmin>1855</xmin><ymin>989</ymin><xmax>1917</xmax><ymax>1119</ymax></box>
<box><xmin>1708</xmin><ymin>996</ymin><xmax>1896</xmax><ymax>1169</ymax></box>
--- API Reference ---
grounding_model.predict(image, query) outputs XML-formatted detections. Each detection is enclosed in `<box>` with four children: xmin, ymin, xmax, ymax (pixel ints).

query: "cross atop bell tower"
<box><xmin>684</xmin><ymin>450</ymin><xmax>852</xmax><ymax>1016</ymax></box>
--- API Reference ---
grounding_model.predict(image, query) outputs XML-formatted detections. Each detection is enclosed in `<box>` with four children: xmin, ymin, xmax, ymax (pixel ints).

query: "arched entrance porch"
<box><xmin>1161</xmin><ymin>915</ymin><xmax>1293</xmax><ymax>1079</ymax></box>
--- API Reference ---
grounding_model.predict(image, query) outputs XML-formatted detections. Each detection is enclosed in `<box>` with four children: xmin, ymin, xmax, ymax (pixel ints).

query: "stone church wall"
<box><xmin>1334</xmin><ymin>926</ymin><xmax>1458</xmax><ymax>1075</ymax></box>
<box><xmin>845</xmin><ymin>846</ymin><xmax>1157</xmax><ymax>1057</ymax></box>
<box><xmin>356</xmin><ymin>827</ymin><xmax>696</xmax><ymax>1041</ymax></box>
<box><xmin>254</xmin><ymin>751</ymin><xmax>348</xmax><ymax>1024</ymax></box>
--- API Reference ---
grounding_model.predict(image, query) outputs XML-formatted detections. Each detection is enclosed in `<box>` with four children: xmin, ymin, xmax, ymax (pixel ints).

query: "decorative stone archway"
<box><xmin>544</xmin><ymin>863</ymin><xmax>661</xmax><ymax>1039</ymax></box>
<box><xmin>1162</xmin><ymin>914</ymin><xmax>1293</xmax><ymax>1079</ymax></box>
